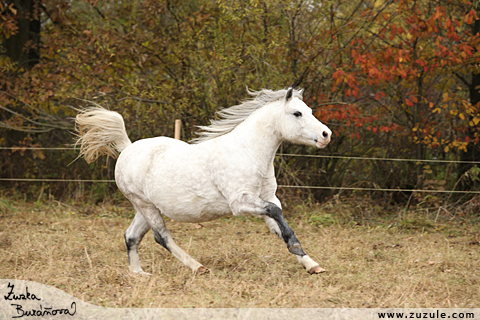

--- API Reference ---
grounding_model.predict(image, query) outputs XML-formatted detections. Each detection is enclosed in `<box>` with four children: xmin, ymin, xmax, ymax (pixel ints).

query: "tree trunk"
<box><xmin>4</xmin><ymin>0</ymin><xmax>41</xmax><ymax>68</ymax></box>
<box><xmin>458</xmin><ymin>17</ymin><xmax>480</xmax><ymax>187</ymax></box>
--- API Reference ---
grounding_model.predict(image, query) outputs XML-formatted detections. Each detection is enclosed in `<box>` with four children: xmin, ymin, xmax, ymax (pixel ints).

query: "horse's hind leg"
<box><xmin>125</xmin><ymin>212</ymin><xmax>151</xmax><ymax>275</ymax></box>
<box><xmin>132</xmin><ymin>201</ymin><xmax>207</xmax><ymax>274</ymax></box>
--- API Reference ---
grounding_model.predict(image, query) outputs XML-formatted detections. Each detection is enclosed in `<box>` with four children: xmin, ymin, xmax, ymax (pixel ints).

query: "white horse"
<box><xmin>75</xmin><ymin>88</ymin><xmax>331</xmax><ymax>275</ymax></box>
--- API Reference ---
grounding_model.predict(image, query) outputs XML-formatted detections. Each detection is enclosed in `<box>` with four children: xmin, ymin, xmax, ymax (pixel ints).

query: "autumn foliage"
<box><xmin>2</xmin><ymin>0</ymin><xmax>480</xmax><ymax>201</ymax></box>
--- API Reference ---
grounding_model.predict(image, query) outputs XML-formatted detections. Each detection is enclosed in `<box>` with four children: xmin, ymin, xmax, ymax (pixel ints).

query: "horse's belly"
<box><xmin>157</xmin><ymin>193</ymin><xmax>232</xmax><ymax>223</ymax></box>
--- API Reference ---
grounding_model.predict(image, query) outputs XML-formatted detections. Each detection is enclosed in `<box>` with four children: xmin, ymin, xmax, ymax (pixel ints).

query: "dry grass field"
<box><xmin>0</xmin><ymin>197</ymin><xmax>479</xmax><ymax>309</ymax></box>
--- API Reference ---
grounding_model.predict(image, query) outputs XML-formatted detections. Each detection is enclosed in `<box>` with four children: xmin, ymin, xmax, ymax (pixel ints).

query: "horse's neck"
<box><xmin>229</xmin><ymin>104</ymin><xmax>283</xmax><ymax>168</ymax></box>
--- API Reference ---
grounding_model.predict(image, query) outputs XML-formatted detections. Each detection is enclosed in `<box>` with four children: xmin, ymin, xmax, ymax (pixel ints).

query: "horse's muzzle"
<box><xmin>315</xmin><ymin>129</ymin><xmax>331</xmax><ymax>148</ymax></box>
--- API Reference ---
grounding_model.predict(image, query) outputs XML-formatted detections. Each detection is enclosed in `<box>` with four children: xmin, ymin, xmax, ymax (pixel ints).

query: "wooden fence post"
<box><xmin>174</xmin><ymin>119</ymin><xmax>181</xmax><ymax>140</ymax></box>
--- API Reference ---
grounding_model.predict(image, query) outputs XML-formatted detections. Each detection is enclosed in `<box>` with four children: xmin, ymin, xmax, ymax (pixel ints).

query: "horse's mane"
<box><xmin>191</xmin><ymin>88</ymin><xmax>303</xmax><ymax>143</ymax></box>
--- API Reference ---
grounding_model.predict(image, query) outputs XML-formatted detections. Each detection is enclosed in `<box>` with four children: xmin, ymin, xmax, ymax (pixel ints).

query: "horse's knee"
<box><xmin>265</xmin><ymin>202</ymin><xmax>290</xmax><ymax>232</ymax></box>
<box><xmin>265</xmin><ymin>202</ymin><xmax>282</xmax><ymax>217</ymax></box>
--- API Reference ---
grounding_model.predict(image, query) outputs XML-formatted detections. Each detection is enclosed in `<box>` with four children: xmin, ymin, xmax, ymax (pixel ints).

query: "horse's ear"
<box><xmin>285</xmin><ymin>87</ymin><xmax>293</xmax><ymax>102</ymax></box>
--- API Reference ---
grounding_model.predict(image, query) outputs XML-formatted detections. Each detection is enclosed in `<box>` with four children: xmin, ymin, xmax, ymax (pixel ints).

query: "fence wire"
<box><xmin>2</xmin><ymin>147</ymin><xmax>480</xmax><ymax>194</ymax></box>
<box><xmin>1</xmin><ymin>146</ymin><xmax>479</xmax><ymax>164</ymax></box>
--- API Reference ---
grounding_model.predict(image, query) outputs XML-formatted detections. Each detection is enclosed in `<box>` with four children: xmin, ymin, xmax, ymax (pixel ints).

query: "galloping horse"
<box><xmin>75</xmin><ymin>88</ymin><xmax>331</xmax><ymax>275</ymax></box>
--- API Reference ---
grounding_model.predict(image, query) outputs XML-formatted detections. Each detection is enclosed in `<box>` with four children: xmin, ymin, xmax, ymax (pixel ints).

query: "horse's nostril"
<box><xmin>322</xmin><ymin>131</ymin><xmax>329</xmax><ymax>139</ymax></box>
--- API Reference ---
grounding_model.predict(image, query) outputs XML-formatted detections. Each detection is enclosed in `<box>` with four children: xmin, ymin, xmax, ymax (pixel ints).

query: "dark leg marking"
<box><xmin>124</xmin><ymin>232</ymin><xmax>135</xmax><ymax>264</ymax></box>
<box><xmin>265</xmin><ymin>202</ymin><xmax>306</xmax><ymax>256</ymax></box>
<box><xmin>152</xmin><ymin>230</ymin><xmax>171</xmax><ymax>253</ymax></box>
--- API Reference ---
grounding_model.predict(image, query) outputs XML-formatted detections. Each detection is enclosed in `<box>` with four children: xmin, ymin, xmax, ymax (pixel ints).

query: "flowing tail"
<box><xmin>75</xmin><ymin>106</ymin><xmax>132</xmax><ymax>163</ymax></box>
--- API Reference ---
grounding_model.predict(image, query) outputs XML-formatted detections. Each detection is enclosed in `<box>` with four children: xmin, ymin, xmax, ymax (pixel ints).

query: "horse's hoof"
<box><xmin>308</xmin><ymin>265</ymin><xmax>326</xmax><ymax>274</ymax></box>
<box><xmin>194</xmin><ymin>266</ymin><xmax>209</xmax><ymax>275</ymax></box>
<box><xmin>131</xmin><ymin>269</ymin><xmax>152</xmax><ymax>276</ymax></box>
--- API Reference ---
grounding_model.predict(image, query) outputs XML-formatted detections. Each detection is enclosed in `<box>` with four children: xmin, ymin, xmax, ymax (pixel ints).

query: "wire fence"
<box><xmin>2</xmin><ymin>146</ymin><xmax>480</xmax><ymax>194</ymax></box>
<box><xmin>0</xmin><ymin>147</ymin><xmax>75</xmax><ymax>150</ymax></box>
<box><xmin>2</xmin><ymin>146</ymin><xmax>478</xmax><ymax>163</ymax></box>
<box><xmin>278</xmin><ymin>153</ymin><xmax>480</xmax><ymax>164</ymax></box>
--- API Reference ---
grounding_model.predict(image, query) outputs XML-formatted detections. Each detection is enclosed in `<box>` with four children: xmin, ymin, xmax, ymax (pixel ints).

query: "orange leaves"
<box><xmin>374</xmin><ymin>91</ymin><xmax>385</xmax><ymax>101</ymax></box>
<box><xmin>463</xmin><ymin>10</ymin><xmax>477</xmax><ymax>25</ymax></box>
<box><xmin>314</xmin><ymin>103</ymin><xmax>360</xmax><ymax>124</ymax></box>
<box><xmin>458</xmin><ymin>43</ymin><xmax>474</xmax><ymax>57</ymax></box>
<box><xmin>332</xmin><ymin>68</ymin><xmax>360</xmax><ymax>97</ymax></box>
<box><xmin>322</xmin><ymin>1</ymin><xmax>480</xmax><ymax>156</ymax></box>
<box><xmin>329</xmin><ymin>109</ymin><xmax>348</xmax><ymax>122</ymax></box>
<box><xmin>314</xmin><ymin>101</ymin><xmax>379</xmax><ymax>142</ymax></box>
<box><xmin>332</xmin><ymin>69</ymin><xmax>345</xmax><ymax>82</ymax></box>
<box><xmin>367</xmin><ymin>125</ymin><xmax>394</xmax><ymax>134</ymax></box>
<box><xmin>367</xmin><ymin>66</ymin><xmax>379</xmax><ymax>78</ymax></box>
<box><xmin>41</xmin><ymin>90</ymin><xmax>54</xmax><ymax>102</ymax></box>
<box><xmin>350</xmin><ymin>132</ymin><xmax>361</xmax><ymax>140</ymax></box>
<box><xmin>432</xmin><ymin>6</ymin><xmax>443</xmax><ymax>22</ymax></box>
<box><xmin>345</xmin><ymin>88</ymin><xmax>360</xmax><ymax>98</ymax></box>
<box><xmin>0</xmin><ymin>2</ymin><xmax>19</xmax><ymax>38</ymax></box>
<box><xmin>405</xmin><ymin>94</ymin><xmax>418</xmax><ymax>107</ymax></box>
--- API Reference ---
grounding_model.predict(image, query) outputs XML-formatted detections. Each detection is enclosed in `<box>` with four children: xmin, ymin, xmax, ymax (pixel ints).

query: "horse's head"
<box><xmin>278</xmin><ymin>88</ymin><xmax>331</xmax><ymax>148</ymax></box>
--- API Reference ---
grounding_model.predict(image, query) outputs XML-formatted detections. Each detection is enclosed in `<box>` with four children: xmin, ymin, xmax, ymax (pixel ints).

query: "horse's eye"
<box><xmin>293</xmin><ymin>111</ymin><xmax>302</xmax><ymax>117</ymax></box>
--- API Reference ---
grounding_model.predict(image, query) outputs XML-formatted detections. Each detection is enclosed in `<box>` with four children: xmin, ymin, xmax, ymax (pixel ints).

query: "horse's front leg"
<box><xmin>264</xmin><ymin>215</ymin><xmax>325</xmax><ymax>274</ymax></box>
<box><xmin>264</xmin><ymin>196</ymin><xmax>326</xmax><ymax>274</ymax></box>
<box><xmin>230</xmin><ymin>192</ymin><xmax>325</xmax><ymax>274</ymax></box>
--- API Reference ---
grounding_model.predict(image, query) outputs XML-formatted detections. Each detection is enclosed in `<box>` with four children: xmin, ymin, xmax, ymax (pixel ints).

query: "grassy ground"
<box><xmin>0</xmin><ymin>197</ymin><xmax>479</xmax><ymax>308</ymax></box>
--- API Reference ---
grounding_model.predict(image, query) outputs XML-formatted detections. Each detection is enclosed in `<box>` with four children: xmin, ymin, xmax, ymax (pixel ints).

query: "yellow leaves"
<box><xmin>461</xmin><ymin>100</ymin><xmax>475</xmax><ymax>115</ymax></box>
<box><xmin>33</xmin><ymin>149</ymin><xmax>46</xmax><ymax>160</ymax></box>
<box><xmin>423</xmin><ymin>164</ymin><xmax>433</xmax><ymax>174</ymax></box>
<box><xmin>442</xmin><ymin>92</ymin><xmax>450</xmax><ymax>102</ymax></box>
<box><xmin>457</xmin><ymin>142</ymin><xmax>468</xmax><ymax>152</ymax></box>
<box><xmin>414</xmin><ymin>117</ymin><xmax>473</xmax><ymax>153</ymax></box>
<box><xmin>1</xmin><ymin>2</ymin><xmax>17</xmax><ymax>14</ymax></box>
<box><xmin>442</xmin><ymin>140</ymin><xmax>470</xmax><ymax>154</ymax></box>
